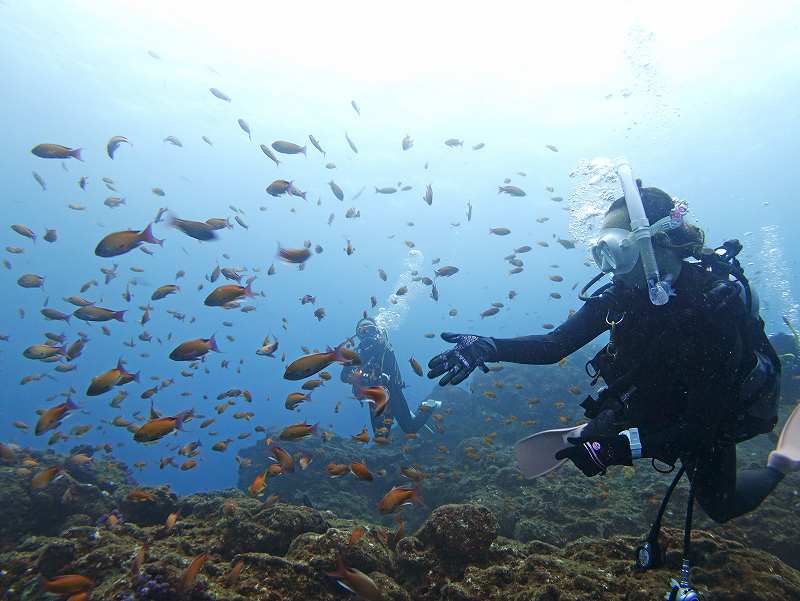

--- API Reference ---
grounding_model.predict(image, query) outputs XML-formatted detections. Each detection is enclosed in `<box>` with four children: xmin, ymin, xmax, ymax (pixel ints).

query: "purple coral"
<box><xmin>96</xmin><ymin>508</ymin><xmax>124</xmax><ymax>527</ymax></box>
<box><xmin>132</xmin><ymin>573</ymin><xmax>171</xmax><ymax>599</ymax></box>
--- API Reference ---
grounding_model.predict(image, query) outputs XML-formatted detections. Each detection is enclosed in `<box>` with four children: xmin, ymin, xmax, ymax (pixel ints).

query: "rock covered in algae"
<box><xmin>288</xmin><ymin>526</ymin><xmax>395</xmax><ymax>574</ymax></box>
<box><xmin>415</xmin><ymin>503</ymin><xmax>497</xmax><ymax>572</ymax></box>
<box><xmin>119</xmin><ymin>486</ymin><xmax>178</xmax><ymax>526</ymax></box>
<box><xmin>0</xmin><ymin>450</ymin><xmax>130</xmax><ymax>547</ymax></box>
<box><xmin>222</xmin><ymin>502</ymin><xmax>331</xmax><ymax>555</ymax></box>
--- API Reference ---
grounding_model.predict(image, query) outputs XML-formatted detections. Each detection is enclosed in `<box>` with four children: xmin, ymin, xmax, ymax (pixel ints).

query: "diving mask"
<box><xmin>589</xmin><ymin>215</ymin><xmax>682</xmax><ymax>276</ymax></box>
<box><xmin>356</xmin><ymin>319</ymin><xmax>385</xmax><ymax>347</ymax></box>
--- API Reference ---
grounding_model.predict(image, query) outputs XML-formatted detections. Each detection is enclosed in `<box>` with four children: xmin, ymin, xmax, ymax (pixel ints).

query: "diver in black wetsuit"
<box><xmin>428</xmin><ymin>178</ymin><xmax>800</xmax><ymax>526</ymax></box>
<box><xmin>342</xmin><ymin>317</ymin><xmax>439</xmax><ymax>436</ymax></box>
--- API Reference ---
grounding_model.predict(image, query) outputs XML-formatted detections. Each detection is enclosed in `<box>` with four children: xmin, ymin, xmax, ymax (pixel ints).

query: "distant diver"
<box><xmin>428</xmin><ymin>161</ymin><xmax>798</xmax><ymax>597</ymax></box>
<box><xmin>343</xmin><ymin>317</ymin><xmax>440</xmax><ymax>436</ymax></box>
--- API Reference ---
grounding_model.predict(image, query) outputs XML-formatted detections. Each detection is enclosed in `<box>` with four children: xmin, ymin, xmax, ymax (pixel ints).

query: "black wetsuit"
<box><xmin>341</xmin><ymin>343</ymin><xmax>430</xmax><ymax>435</ymax></box>
<box><xmin>493</xmin><ymin>262</ymin><xmax>782</xmax><ymax>523</ymax></box>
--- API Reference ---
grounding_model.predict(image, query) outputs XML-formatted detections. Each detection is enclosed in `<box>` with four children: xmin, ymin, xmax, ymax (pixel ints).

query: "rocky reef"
<box><xmin>2</xmin><ymin>357</ymin><xmax>799</xmax><ymax>599</ymax></box>
<box><xmin>1</xmin><ymin>466</ymin><xmax>799</xmax><ymax>601</ymax></box>
<box><xmin>236</xmin><ymin>357</ymin><xmax>800</xmax><ymax>570</ymax></box>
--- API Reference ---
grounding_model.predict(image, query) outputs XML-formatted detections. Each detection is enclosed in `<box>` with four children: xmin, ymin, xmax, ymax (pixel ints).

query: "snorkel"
<box><xmin>616</xmin><ymin>160</ymin><xmax>671</xmax><ymax>306</ymax></box>
<box><xmin>580</xmin><ymin>163</ymin><xmax>686</xmax><ymax>304</ymax></box>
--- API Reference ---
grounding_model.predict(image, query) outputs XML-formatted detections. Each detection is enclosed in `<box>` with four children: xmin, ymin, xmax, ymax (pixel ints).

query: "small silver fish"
<box><xmin>210</xmin><ymin>87</ymin><xmax>231</xmax><ymax>102</ymax></box>
<box><xmin>308</xmin><ymin>135</ymin><xmax>325</xmax><ymax>156</ymax></box>
<box><xmin>32</xmin><ymin>172</ymin><xmax>46</xmax><ymax>190</ymax></box>
<box><xmin>237</xmin><ymin>119</ymin><xmax>251</xmax><ymax>141</ymax></box>
<box><xmin>107</xmin><ymin>135</ymin><xmax>131</xmax><ymax>159</ymax></box>
<box><xmin>345</xmin><ymin>132</ymin><xmax>358</xmax><ymax>154</ymax></box>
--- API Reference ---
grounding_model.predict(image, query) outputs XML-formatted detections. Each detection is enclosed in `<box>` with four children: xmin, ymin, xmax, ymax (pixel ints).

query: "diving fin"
<box><xmin>515</xmin><ymin>424</ymin><xmax>586</xmax><ymax>479</ymax></box>
<box><xmin>768</xmin><ymin>403</ymin><xmax>800</xmax><ymax>474</ymax></box>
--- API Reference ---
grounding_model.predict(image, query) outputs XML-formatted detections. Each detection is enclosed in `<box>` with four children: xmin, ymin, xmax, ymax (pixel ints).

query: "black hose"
<box><xmin>649</xmin><ymin>465</ymin><xmax>686</xmax><ymax>542</ymax></box>
<box><xmin>683</xmin><ymin>476</ymin><xmax>695</xmax><ymax>559</ymax></box>
<box><xmin>579</xmin><ymin>272</ymin><xmax>610</xmax><ymax>301</ymax></box>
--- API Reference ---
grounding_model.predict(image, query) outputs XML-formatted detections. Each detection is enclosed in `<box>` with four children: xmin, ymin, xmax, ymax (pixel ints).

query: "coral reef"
<box><xmin>2</xmin><ymin>473</ymin><xmax>799</xmax><ymax>601</ymax></box>
<box><xmin>236</xmin><ymin>360</ymin><xmax>800</xmax><ymax>570</ymax></box>
<box><xmin>1</xmin><ymin>360</ymin><xmax>799</xmax><ymax>599</ymax></box>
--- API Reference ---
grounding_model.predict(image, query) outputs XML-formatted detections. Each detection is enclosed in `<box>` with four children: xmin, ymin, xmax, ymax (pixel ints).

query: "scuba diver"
<box><xmin>428</xmin><ymin>161</ymin><xmax>800</xmax><ymax>528</ymax></box>
<box><xmin>342</xmin><ymin>317</ymin><xmax>440</xmax><ymax>436</ymax></box>
<box><xmin>429</xmin><ymin>162</ymin><xmax>800</xmax><ymax>598</ymax></box>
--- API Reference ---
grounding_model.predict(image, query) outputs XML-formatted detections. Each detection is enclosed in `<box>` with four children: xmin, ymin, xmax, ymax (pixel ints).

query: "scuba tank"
<box><xmin>699</xmin><ymin>239</ymin><xmax>780</xmax><ymax>441</ymax></box>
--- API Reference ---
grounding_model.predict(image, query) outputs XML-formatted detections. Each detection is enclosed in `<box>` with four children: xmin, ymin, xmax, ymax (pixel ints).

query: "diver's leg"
<box><xmin>687</xmin><ymin>445</ymin><xmax>783</xmax><ymax>523</ymax></box>
<box><xmin>391</xmin><ymin>397</ymin><xmax>432</xmax><ymax>434</ymax></box>
<box><xmin>370</xmin><ymin>410</ymin><xmax>385</xmax><ymax>436</ymax></box>
<box><xmin>392</xmin><ymin>404</ymin><xmax>431</xmax><ymax>433</ymax></box>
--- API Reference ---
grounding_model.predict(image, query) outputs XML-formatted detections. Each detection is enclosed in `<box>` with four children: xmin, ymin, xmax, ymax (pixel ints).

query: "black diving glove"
<box><xmin>555</xmin><ymin>434</ymin><xmax>632</xmax><ymax>477</ymax></box>
<box><xmin>427</xmin><ymin>333</ymin><xmax>497</xmax><ymax>386</ymax></box>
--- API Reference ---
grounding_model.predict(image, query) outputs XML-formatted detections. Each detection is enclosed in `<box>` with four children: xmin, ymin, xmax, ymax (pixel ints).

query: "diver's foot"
<box><xmin>420</xmin><ymin>399</ymin><xmax>442</xmax><ymax>410</ymax></box>
<box><xmin>767</xmin><ymin>403</ymin><xmax>800</xmax><ymax>475</ymax></box>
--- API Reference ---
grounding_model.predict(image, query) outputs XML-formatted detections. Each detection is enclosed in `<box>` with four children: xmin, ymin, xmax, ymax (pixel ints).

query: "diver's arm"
<box><xmin>491</xmin><ymin>298</ymin><xmax>609</xmax><ymax>365</ymax></box>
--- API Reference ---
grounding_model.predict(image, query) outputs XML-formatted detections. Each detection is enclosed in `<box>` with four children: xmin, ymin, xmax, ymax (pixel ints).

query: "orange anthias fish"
<box><xmin>169</xmin><ymin>336</ymin><xmax>219</xmax><ymax>361</ymax></box>
<box><xmin>400</xmin><ymin>466</ymin><xmax>427</xmax><ymax>482</ymax></box>
<box><xmin>350</xmin><ymin>460</ymin><xmax>373</xmax><ymax>481</ymax></box>
<box><xmin>248</xmin><ymin>471</ymin><xmax>268</xmax><ymax>497</ymax></box>
<box><xmin>325</xmin><ymin>555</ymin><xmax>383</xmax><ymax>601</ymax></box>
<box><xmin>94</xmin><ymin>223</ymin><xmax>162</xmax><ymax>257</ymax></box>
<box><xmin>278</xmin><ymin>422</ymin><xmax>318</xmax><ymax>441</ymax></box>
<box><xmin>204</xmin><ymin>280</ymin><xmax>255</xmax><ymax>307</ymax></box>
<box><xmin>283</xmin><ymin>344</ymin><xmax>359</xmax><ymax>381</ymax></box>
<box><xmin>326</xmin><ymin>462</ymin><xmax>349</xmax><ymax>477</ymax></box>
<box><xmin>130</xmin><ymin>544</ymin><xmax>147</xmax><ymax>577</ymax></box>
<box><xmin>35</xmin><ymin>399</ymin><xmax>79</xmax><ymax>435</ymax></box>
<box><xmin>356</xmin><ymin>385</ymin><xmax>389</xmax><ymax>416</ymax></box>
<box><xmin>348</xmin><ymin>527</ymin><xmax>367</xmax><ymax>545</ymax></box>
<box><xmin>226</xmin><ymin>559</ymin><xmax>245</xmax><ymax>588</ymax></box>
<box><xmin>277</xmin><ymin>244</ymin><xmax>311</xmax><ymax>263</ymax></box>
<box><xmin>87</xmin><ymin>359</ymin><xmax>138</xmax><ymax>396</ymax></box>
<box><xmin>40</xmin><ymin>574</ymin><xmax>94</xmax><ymax>595</ymax></box>
<box><xmin>351</xmin><ymin>426</ymin><xmax>370</xmax><ymax>443</ymax></box>
<box><xmin>377</xmin><ymin>485</ymin><xmax>424</xmax><ymax>514</ymax></box>
<box><xmin>270</xmin><ymin>446</ymin><xmax>294</xmax><ymax>473</ymax></box>
<box><xmin>392</xmin><ymin>514</ymin><xmax>406</xmax><ymax>549</ymax></box>
<box><xmin>181</xmin><ymin>553</ymin><xmax>209</xmax><ymax>593</ymax></box>
<box><xmin>266</xmin><ymin>464</ymin><xmax>283</xmax><ymax>477</ymax></box>
<box><xmin>298</xmin><ymin>453</ymin><xmax>313</xmax><ymax>470</ymax></box>
<box><xmin>31</xmin><ymin>465</ymin><xmax>62</xmax><ymax>489</ymax></box>
<box><xmin>166</xmin><ymin>510</ymin><xmax>180</xmax><ymax>530</ymax></box>
<box><xmin>127</xmin><ymin>488</ymin><xmax>155</xmax><ymax>502</ymax></box>
<box><xmin>133</xmin><ymin>410</ymin><xmax>192</xmax><ymax>443</ymax></box>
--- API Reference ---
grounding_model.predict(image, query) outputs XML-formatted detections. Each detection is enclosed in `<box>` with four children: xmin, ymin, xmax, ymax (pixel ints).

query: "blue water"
<box><xmin>1</xmin><ymin>2</ymin><xmax>798</xmax><ymax>494</ymax></box>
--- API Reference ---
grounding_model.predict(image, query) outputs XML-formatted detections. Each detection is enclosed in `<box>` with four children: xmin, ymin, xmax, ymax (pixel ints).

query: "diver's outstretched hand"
<box><xmin>427</xmin><ymin>332</ymin><xmax>497</xmax><ymax>386</ymax></box>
